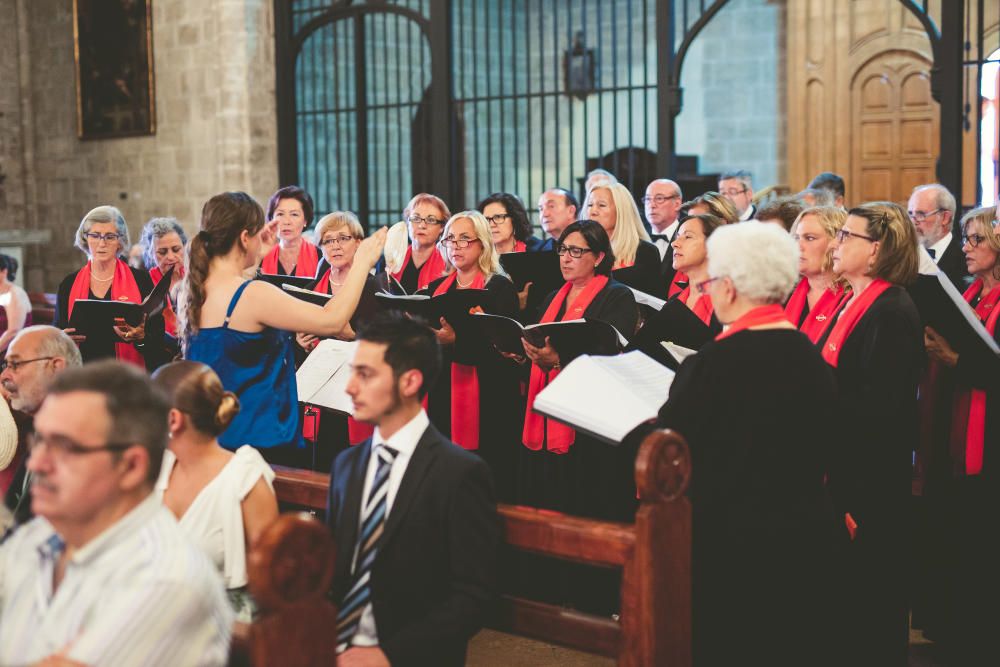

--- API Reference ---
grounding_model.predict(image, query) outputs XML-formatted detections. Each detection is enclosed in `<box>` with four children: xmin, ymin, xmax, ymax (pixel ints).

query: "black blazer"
<box><xmin>611</xmin><ymin>240</ymin><xmax>662</xmax><ymax>297</ymax></box>
<box><xmin>649</xmin><ymin>225</ymin><xmax>680</xmax><ymax>299</ymax></box>
<box><xmin>326</xmin><ymin>424</ymin><xmax>498</xmax><ymax>667</ymax></box>
<box><xmin>936</xmin><ymin>233</ymin><xmax>969</xmax><ymax>291</ymax></box>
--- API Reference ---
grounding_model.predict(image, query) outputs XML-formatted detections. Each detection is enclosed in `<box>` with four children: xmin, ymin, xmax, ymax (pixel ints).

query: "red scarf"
<box><xmin>950</xmin><ymin>280</ymin><xmax>1000</xmax><ymax>475</ymax></box>
<box><xmin>506</xmin><ymin>240</ymin><xmax>527</xmax><ymax>253</ymax></box>
<box><xmin>522</xmin><ymin>275</ymin><xmax>609</xmax><ymax>453</ymax></box>
<box><xmin>668</xmin><ymin>271</ymin><xmax>687</xmax><ymax>298</ymax></box>
<box><xmin>391</xmin><ymin>246</ymin><xmax>447</xmax><ymax>292</ymax></box>
<box><xmin>261</xmin><ymin>240</ymin><xmax>319</xmax><ymax>277</ymax></box>
<box><xmin>716</xmin><ymin>304</ymin><xmax>791</xmax><ymax>341</ymax></box>
<box><xmin>149</xmin><ymin>266</ymin><xmax>181</xmax><ymax>338</ymax></box>
<box><xmin>821</xmin><ymin>279</ymin><xmax>892</xmax><ymax>367</ymax></box>
<box><xmin>433</xmin><ymin>271</ymin><xmax>486</xmax><ymax>450</ymax></box>
<box><xmin>67</xmin><ymin>259</ymin><xmax>144</xmax><ymax>366</ymax></box>
<box><xmin>676</xmin><ymin>285</ymin><xmax>714</xmax><ymax>325</ymax></box>
<box><xmin>314</xmin><ymin>268</ymin><xmax>333</xmax><ymax>294</ymax></box>
<box><xmin>784</xmin><ymin>279</ymin><xmax>810</xmax><ymax>325</ymax></box>
<box><xmin>786</xmin><ymin>280</ymin><xmax>850</xmax><ymax>344</ymax></box>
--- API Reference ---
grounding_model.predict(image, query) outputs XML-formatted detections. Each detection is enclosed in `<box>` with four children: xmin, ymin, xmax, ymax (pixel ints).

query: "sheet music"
<box><xmin>933</xmin><ymin>270</ymin><xmax>1000</xmax><ymax>354</ymax></box>
<box><xmin>660</xmin><ymin>341</ymin><xmax>698</xmax><ymax>364</ymax></box>
<box><xmin>282</xmin><ymin>283</ymin><xmax>331</xmax><ymax>300</ymax></box>
<box><xmin>588</xmin><ymin>352</ymin><xmax>675</xmax><ymax>412</ymax></box>
<box><xmin>295</xmin><ymin>339</ymin><xmax>358</xmax><ymax>407</ymax></box>
<box><xmin>628</xmin><ymin>286</ymin><xmax>666</xmax><ymax>311</ymax></box>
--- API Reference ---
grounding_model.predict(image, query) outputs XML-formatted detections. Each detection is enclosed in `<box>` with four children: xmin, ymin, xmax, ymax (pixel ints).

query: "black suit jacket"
<box><xmin>936</xmin><ymin>233</ymin><xmax>969</xmax><ymax>291</ymax></box>
<box><xmin>649</xmin><ymin>224</ymin><xmax>680</xmax><ymax>299</ymax></box>
<box><xmin>327</xmin><ymin>423</ymin><xmax>498</xmax><ymax>667</ymax></box>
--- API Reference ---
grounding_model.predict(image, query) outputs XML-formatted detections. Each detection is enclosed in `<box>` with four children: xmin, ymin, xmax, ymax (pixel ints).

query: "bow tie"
<box><xmin>650</xmin><ymin>233</ymin><xmax>670</xmax><ymax>242</ymax></box>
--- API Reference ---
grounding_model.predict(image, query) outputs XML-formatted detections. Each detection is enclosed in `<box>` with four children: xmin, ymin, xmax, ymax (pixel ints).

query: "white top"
<box><xmin>0</xmin><ymin>494</ymin><xmax>232</xmax><ymax>666</ymax></box>
<box><xmin>351</xmin><ymin>408</ymin><xmax>429</xmax><ymax>648</ymax></box>
<box><xmin>0</xmin><ymin>284</ymin><xmax>31</xmax><ymax>324</ymax></box>
<box><xmin>0</xmin><ymin>398</ymin><xmax>18</xmax><ymax>471</ymax></box>
<box><xmin>155</xmin><ymin>444</ymin><xmax>275</xmax><ymax>589</ymax></box>
<box><xmin>929</xmin><ymin>231</ymin><xmax>953</xmax><ymax>264</ymax></box>
<box><xmin>651</xmin><ymin>219</ymin><xmax>680</xmax><ymax>260</ymax></box>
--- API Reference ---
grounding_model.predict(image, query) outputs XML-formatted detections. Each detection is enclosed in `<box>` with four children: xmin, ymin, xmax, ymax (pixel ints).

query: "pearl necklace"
<box><xmin>456</xmin><ymin>275</ymin><xmax>476</xmax><ymax>288</ymax></box>
<box><xmin>91</xmin><ymin>273</ymin><xmax>113</xmax><ymax>283</ymax></box>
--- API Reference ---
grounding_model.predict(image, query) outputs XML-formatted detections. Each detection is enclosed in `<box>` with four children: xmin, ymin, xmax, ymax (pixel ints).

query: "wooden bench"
<box><xmin>27</xmin><ymin>292</ymin><xmax>56</xmax><ymax>326</ymax></box>
<box><xmin>251</xmin><ymin>429</ymin><xmax>692</xmax><ymax>666</ymax></box>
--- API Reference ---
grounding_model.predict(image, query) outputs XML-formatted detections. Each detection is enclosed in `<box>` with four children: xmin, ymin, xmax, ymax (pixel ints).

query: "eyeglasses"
<box><xmin>28</xmin><ymin>432</ymin><xmax>136</xmax><ymax>460</ymax></box>
<box><xmin>641</xmin><ymin>194</ymin><xmax>681</xmax><ymax>205</ymax></box>
<box><xmin>484</xmin><ymin>214</ymin><xmax>511</xmax><ymax>226</ymax></box>
<box><xmin>719</xmin><ymin>188</ymin><xmax>747</xmax><ymax>198</ymax></box>
<box><xmin>908</xmin><ymin>208</ymin><xmax>943</xmax><ymax>223</ymax></box>
<box><xmin>963</xmin><ymin>233</ymin><xmax>987</xmax><ymax>248</ymax></box>
<box><xmin>319</xmin><ymin>235</ymin><xmax>356</xmax><ymax>247</ymax></box>
<box><xmin>83</xmin><ymin>232</ymin><xmax>121</xmax><ymax>243</ymax></box>
<box><xmin>0</xmin><ymin>356</ymin><xmax>54</xmax><ymax>372</ymax></box>
<box><xmin>439</xmin><ymin>238</ymin><xmax>481</xmax><ymax>249</ymax></box>
<box><xmin>834</xmin><ymin>229</ymin><xmax>876</xmax><ymax>244</ymax></box>
<box><xmin>556</xmin><ymin>244</ymin><xmax>594</xmax><ymax>259</ymax></box>
<box><xmin>408</xmin><ymin>215</ymin><xmax>446</xmax><ymax>227</ymax></box>
<box><xmin>695</xmin><ymin>277</ymin><xmax>719</xmax><ymax>295</ymax></box>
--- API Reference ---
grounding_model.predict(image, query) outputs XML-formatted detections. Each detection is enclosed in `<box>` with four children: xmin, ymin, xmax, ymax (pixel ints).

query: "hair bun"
<box><xmin>214</xmin><ymin>392</ymin><xmax>240</xmax><ymax>430</ymax></box>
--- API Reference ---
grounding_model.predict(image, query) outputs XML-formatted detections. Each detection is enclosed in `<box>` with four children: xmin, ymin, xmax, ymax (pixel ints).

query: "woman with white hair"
<box><xmin>655</xmin><ymin>221</ymin><xmax>840</xmax><ymax>665</ymax></box>
<box><xmin>54</xmin><ymin>205</ymin><xmax>165</xmax><ymax>366</ymax></box>
<box><xmin>423</xmin><ymin>211</ymin><xmax>520</xmax><ymax>499</ymax></box>
<box><xmin>583</xmin><ymin>180</ymin><xmax>661</xmax><ymax>295</ymax></box>
<box><xmin>139</xmin><ymin>216</ymin><xmax>188</xmax><ymax>362</ymax></box>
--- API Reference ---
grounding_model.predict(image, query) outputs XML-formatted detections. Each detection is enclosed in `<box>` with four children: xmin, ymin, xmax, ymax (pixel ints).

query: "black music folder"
<box><xmin>281</xmin><ymin>283</ymin><xmax>332</xmax><ymax>306</ymax></box>
<box><xmin>375</xmin><ymin>288</ymin><xmax>496</xmax><ymax>334</ymax></box>
<box><xmin>626</xmin><ymin>298</ymin><xmax>715</xmax><ymax>369</ymax></box>
<box><xmin>908</xmin><ymin>270</ymin><xmax>1000</xmax><ymax>361</ymax></box>
<box><xmin>499</xmin><ymin>251</ymin><xmax>563</xmax><ymax>312</ymax></box>
<box><xmin>69</xmin><ymin>266</ymin><xmax>174</xmax><ymax>338</ymax></box>
<box><xmin>256</xmin><ymin>273</ymin><xmax>315</xmax><ymax>290</ymax></box>
<box><xmin>474</xmin><ymin>312</ymin><xmax>627</xmax><ymax>363</ymax></box>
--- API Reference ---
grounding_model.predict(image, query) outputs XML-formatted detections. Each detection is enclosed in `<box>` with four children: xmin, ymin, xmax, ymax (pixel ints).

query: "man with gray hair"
<box><xmin>642</xmin><ymin>178</ymin><xmax>684</xmax><ymax>297</ymax></box>
<box><xmin>718</xmin><ymin>169</ymin><xmax>756</xmax><ymax>221</ymax></box>
<box><xmin>0</xmin><ymin>361</ymin><xmax>232</xmax><ymax>665</ymax></box>
<box><xmin>2</xmin><ymin>325</ymin><xmax>83</xmax><ymax>525</ymax></box>
<box><xmin>908</xmin><ymin>183</ymin><xmax>967</xmax><ymax>289</ymax></box>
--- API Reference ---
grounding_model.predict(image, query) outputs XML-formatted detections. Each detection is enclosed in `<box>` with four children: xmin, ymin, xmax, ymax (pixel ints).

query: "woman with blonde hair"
<box><xmin>583</xmin><ymin>180</ymin><xmax>661</xmax><ymax>295</ymax></box>
<box><xmin>785</xmin><ymin>206</ymin><xmax>850</xmax><ymax>342</ymax></box>
<box><xmin>152</xmin><ymin>360</ymin><xmax>278</xmax><ymax>622</ymax></box>
<box><xmin>424</xmin><ymin>210</ymin><xmax>520</xmax><ymax>498</ymax></box>
<box><xmin>821</xmin><ymin>200</ymin><xmax>923</xmax><ymax>665</ymax></box>
<box><xmin>684</xmin><ymin>191</ymin><xmax>740</xmax><ymax>223</ymax></box>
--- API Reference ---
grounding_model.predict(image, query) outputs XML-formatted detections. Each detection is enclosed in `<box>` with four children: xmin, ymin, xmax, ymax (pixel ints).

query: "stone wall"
<box><xmin>0</xmin><ymin>0</ymin><xmax>278</xmax><ymax>293</ymax></box>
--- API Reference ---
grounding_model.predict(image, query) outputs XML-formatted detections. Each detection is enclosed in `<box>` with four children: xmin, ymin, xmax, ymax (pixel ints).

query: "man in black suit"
<box><xmin>719</xmin><ymin>169</ymin><xmax>756</xmax><ymax>221</ymax></box>
<box><xmin>642</xmin><ymin>178</ymin><xmax>683</xmax><ymax>298</ymax></box>
<box><xmin>327</xmin><ymin>312</ymin><xmax>498</xmax><ymax>667</ymax></box>
<box><xmin>908</xmin><ymin>184</ymin><xmax>967</xmax><ymax>290</ymax></box>
<box><xmin>535</xmin><ymin>187</ymin><xmax>579</xmax><ymax>251</ymax></box>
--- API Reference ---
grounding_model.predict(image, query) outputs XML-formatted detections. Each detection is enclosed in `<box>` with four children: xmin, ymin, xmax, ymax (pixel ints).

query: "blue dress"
<box><xmin>186</xmin><ymin>281</ymin><xmax>301</xmax><ymax>450</ymax></box>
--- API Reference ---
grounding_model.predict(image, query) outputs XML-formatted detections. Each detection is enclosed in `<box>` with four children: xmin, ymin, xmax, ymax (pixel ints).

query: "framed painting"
<box><xmin>73</xmin><ymin>0</ymin><xmax>156</xmax><ymax>139</ymax></box>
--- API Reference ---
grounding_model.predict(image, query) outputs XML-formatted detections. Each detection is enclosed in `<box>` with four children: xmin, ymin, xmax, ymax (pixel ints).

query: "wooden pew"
<box><xmin>27</xmin><ymin>292</ymin><xmax>56</xmax><ymax>326</ymax></box>
<box><xmin>264</xmin><ymin>429</ymin><xmax>692</xmax><ymax>667</ymax></box>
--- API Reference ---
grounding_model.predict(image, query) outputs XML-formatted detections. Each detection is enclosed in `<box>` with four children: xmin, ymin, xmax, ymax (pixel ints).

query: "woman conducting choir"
<box><xmin>669</xmin><ymin>213</ymin><xmax>725</xmax><ymax>332</ymax></box>
<box><xmin>519</xmin><ymin>220</ymin><xmax>638</xmax><ymax>520</ymax></box>
<box><xmin>55</xmin><ymin>205</ymin><xmax>165</xmax><ymax>367</ymax></box>
<box><xmin>0</xmin><ymin>254</ymin><xmax>31</xmax><ymax>354</ymax></box>
<box><xmin>655</xmin><ymin>221</ymin><xmax>840</xmax><ymax>666</ymax></box>
<box><xmin>152</xmin><ymin>360</ymin><xmax>278</xmax><ymax>622</ymax></box>
<box><xmin>785</xmin><ymin>206</ymin><xmax>849</xmax><ymax>342</ymax></box>
<box><xmin>922</xmin><ymin>205</ymin><xmax>1000</xmax><ymax>662</ymax></box>
<box><xmin>477</xmin><ymin>192</ymin><xmax>539</xmax><ymax>253</ymax></box>
<box><xmin>260</xmin><ymin>186</ymin><xmax>320</xmax><ymax>278</ymax></box>
<box><xmin>424</xmin><ymin>211</ymin><xmax>520</xmax><ymax>498</ymax></box>
<box><xmin>821</xmin><ymin>201</ymin><xmax>923</xmax><ymax>666</ymax></box>
<box><xmin>179</xmin><ymin>192</ymin><xmax>386</xmax><ymax>467</ymax></box>
<box><xmin>583</xmin><ymin>180</ymin><xmax>661</xmax><ymax>296</ymax></box>
<box><xmin>139</xmin><ymin>216</ymin><xmax>188</xmax><ymax>362</ymax></box>
<box><xmin>391</xmin><ymin>193</ymin><xmax>451</xmax><ymax>293</ymax></box>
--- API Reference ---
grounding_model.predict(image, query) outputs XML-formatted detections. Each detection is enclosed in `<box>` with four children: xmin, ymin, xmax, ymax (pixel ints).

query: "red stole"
<box><xmin>149</xmin><ymin>266</ymin><xmax>180</xmax><ymax>338</ymax></box>
<box><xmin>391</xmin><ymin>246</ymin><xmax>446</xmax><ymax>292</ymax></box>
<box><xmin>261</xmin><ymin>240</ymin><xmax>319</xmax><ymax>277</ymax></box>
<box><xmin>508</xmin><ymin>240</ymin><xmax>527</xmax><ymax>253</ymax></box>
<box><xmin>676</xmin><ymin>285</ymin><xmax>714</xmax><ymax>325</ymax></box>
<box><xmin>784</xmin><ymin>279</ymin><xmax>810</xmax><ymax>325</ymax></box>
<box><xmin>67</xmin><ymin>259</ymin><xmax>144</xmax><ymax>366</ymax></box>
<box><xmin>785</xmin><ymin>280</ymin><xmax>850</xmax><ymax>344</ymax></box>
<box><xmin>820</xmin><ymin>278</ymin><xmax>893</xmax><ymax>367</ymax></box>
<box><xmin>715</xmin><ymin>304</ymin><xmax>791</xmax><ymax>341</ymax></box>
<box><xmin>433</xmin><ymin>271</ymin><xmax>486</xmax><ymax>450</ymax></box>
<box><xmin>668</xmin><ymin>271</ymin><xmax>687</xmax><ymax>298</ymax></box>
<box><xmin>522</xmin><ymin>275</ymin><xmax>609</xmax><ymax>453</ymax></box>
<box><xmin>950</xmin><ymin>280</ymin><xmax>1000</xmax><ymax>475</ymax></box>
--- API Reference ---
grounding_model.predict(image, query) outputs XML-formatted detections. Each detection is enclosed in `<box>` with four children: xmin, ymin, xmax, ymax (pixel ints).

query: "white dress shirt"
<box><xmin>651</xmin><ymin>220</ymin><xmax>680</xmax><ymax>260</ymax></box>
<box><xmin>739</xmin><ymin>203</ymin><xmax>756</xmax><ymax>222</ymax></box>
<box><xmin>929</xmin><ymin>232</ymin><xmax>953</xmax><ymax>264</ymax></box>
<box><xmin>350</xmin><ymin>409</ymin><xmax>430</xmax><ymax>648</ymax></box>
<box><xmin>0</xmin><ymin>493</ymin><xmax>233</xmax><ymax>666</ymax></box>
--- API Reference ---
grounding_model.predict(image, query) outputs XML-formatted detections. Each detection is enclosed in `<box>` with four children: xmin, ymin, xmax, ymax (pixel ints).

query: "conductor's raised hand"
<box><xmin>355</xmin><ymin>227</ymin><xmax>389</xmax><ymax>270</ymax></box>
<box><xmin>259</xmin><ymin>219</ymin><xmax>280</xmax><ymax>257</ymax></box>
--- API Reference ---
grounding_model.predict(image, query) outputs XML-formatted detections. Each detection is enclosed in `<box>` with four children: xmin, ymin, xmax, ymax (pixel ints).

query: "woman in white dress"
<box><xmin>152</xmin><ymin>360</ymin><xmax>278</xmax><ymax>621</ymax></box>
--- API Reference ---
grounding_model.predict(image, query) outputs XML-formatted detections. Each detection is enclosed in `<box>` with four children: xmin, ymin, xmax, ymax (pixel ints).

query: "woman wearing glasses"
<box><xmin>667</xmin><ymin>213</ymin><xmax>725</xmax><ymax>332</ymax></box>
<box><xmin>260</xmin><ymin>186</ymin><xmax>320</xmax><ymax>278</ymax></box>
<box><xmin>655</xmin><ymin>222</ymin><xmax>839</xmax><ymax>666</ymax></box>
<box><xmin>423</xmin><ymin>211</ymin><xmax>520</xmax><ymax>499</ymax></box>
<box><xmin>390</xmin><ymin>193</ymin><xmax>451</xmax><ymax>293</ymax></box>
<box><xmin>54</xmin><ymin>205</ymin><xmax>165</xmax><ymax>367</ymax></box>
<box><xmin>477</xmin><ymin>192</ymin><xmax>541</xmax><ymax>254</ymax></box>
<box><xmin>583</xmin><ymin>180</ymin><xmax>661</xmax><ymax>296</ymax></box>
<box><xmin>519</xmin><ymin>220</ymin><xmax>638</xmax><ymax>520</ymax></box>
<box><xmin>785</xmin><ymin>206</ymin><xmax>849</xmax><ymax>343</ymax></box>
<box><xmin>921</xmin><ymin>206</ymin><xmax>1000</xmax><ymax>660</ymax></box>
<box><xmin>138</xmin><ymin>216</ymin><xmax>188</xmax><ymax>365</ymax></box>
<box><xmin>820</xmin><ymin>201</ymin><xmax>923</xmax><ymax>666</ymax></box>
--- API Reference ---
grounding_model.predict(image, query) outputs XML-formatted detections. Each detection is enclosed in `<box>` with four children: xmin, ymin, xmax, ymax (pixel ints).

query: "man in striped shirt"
<box><xmin>0</xmin><ymin>361</ymin><xmax>233</xmax><ymax>666</ymax></box>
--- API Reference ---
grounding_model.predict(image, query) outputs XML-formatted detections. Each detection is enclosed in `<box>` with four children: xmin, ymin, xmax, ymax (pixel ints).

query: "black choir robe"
<box><xmin>611</xmin><ymin>240</ymin><xmax>662</xmax><ymax>298</ymax></box>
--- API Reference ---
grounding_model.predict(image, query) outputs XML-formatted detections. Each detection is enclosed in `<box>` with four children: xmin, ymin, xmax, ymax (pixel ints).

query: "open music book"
<box><xmin>68</xmin><ymin>266</ymin><xmax>174</xmax><ymax>336</ymax></box>
<box><xmin>281</xmin><ymin>283</ymin><xmax>332</xmax><ymax>305</ymax></box>
<box><xmin>533</xmin><ymin>351</ymin><xmax>675</xmax><ymax>446</ymax></box>
<box><xmin>295</xmin><ymin>339</ymin><xmax>357</xmax><ymax>414</ymax></box>
<box><xmin>473</xmin><ymin>312</ymin><xmax>629</xmax><ymax>357</ymax></box>
<box><xmin>661</xmin><ymin>341</ymin><xmax>697</xmax><ymax>364</ymax></box>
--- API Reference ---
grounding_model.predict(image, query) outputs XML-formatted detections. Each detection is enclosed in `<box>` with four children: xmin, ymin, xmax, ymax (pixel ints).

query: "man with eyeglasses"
<box><xmin>718</xmin><ymin>169</ymin><xmax>756</xmax><ymax>222</ymax></box>
<box><xmin>0</xmin><ymin>361</ymin><xmax>232</xmax><ymax>666</ymax></box>
<box><xmin>642</xmin><ymin>179</ymin><xmax>684</xmax><ymax>297</ymax></box>
<box><xmin>908</xmin><ymin>183</ymin><xmax>967</xmax><ymax>289</ymax></box>
<box><xmin>2</xmin><ymin>325</ymin><xmax>82</xmax><ymax>527</ymax></box>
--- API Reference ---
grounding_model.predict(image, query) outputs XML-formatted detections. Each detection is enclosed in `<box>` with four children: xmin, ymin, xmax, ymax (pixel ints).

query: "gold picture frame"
<box><xmin>73</xmin><ymin>0</ymin><xmax>156</xmax><ymax>140</ymax></box>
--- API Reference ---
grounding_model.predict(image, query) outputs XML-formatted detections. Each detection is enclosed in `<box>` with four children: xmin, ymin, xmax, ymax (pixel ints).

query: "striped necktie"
<box><xmin>336</xmin><ymin>444</ymin><xmax>398</xmax><ymax>650</ymax></box>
